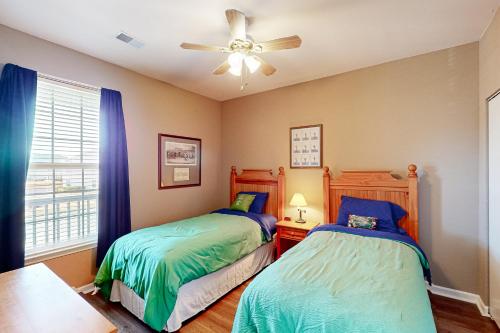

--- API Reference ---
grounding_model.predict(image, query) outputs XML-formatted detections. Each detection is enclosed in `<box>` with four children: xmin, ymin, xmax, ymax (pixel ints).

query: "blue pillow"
<box><xmin>336</xmin><ymin>196</ymin><xmax>400</xmax><ymax>233</ymax></box>
<box><xmin>238</xmin><ymin>191</ymin><xmax>269</xmax><ymax>214</ymax></box>
<box><xmin>390</xmin><ymin>202</ymin><xmax>407</xmax><ymax>223</ymax></box>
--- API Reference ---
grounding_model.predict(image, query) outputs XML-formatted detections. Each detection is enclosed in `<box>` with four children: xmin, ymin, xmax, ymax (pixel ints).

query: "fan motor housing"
<box><xmin>229</xmin><ymin>39</ymin><xmax>254</xmax><ymax>52</ymax></box>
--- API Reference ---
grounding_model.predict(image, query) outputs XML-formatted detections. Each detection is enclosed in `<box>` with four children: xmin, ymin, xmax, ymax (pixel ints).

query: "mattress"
<box><xmin>109</xmin><ymin>239</ymin><xmax>274</xmax><ymax>332</ymax></box>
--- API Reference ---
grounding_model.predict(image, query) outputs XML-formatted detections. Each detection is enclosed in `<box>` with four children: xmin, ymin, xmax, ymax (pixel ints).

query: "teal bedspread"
<box><xmin>232</xmin><ymin>231</ymin><xmax>436</xmax><ymax>333</ymax></box>
<box><xmin>94</xmin><ymin>213</ymin><xmax>264</xmax><ymax>331</ymax></box>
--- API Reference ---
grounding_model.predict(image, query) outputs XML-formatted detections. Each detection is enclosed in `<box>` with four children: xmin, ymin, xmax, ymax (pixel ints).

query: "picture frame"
<box><xmin>158</xmin><ymin>133</ymin><xmax>201</xmax><ymax>189</ymax></box>
<box><xmin>290</xmin><ymin>124</ymin><xmax>323</xmax><ymax>169</ymax></box>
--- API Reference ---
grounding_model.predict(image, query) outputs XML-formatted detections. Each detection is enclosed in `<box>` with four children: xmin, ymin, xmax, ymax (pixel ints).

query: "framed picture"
<box><xmin>290</xmin><ymin>124</ymin><xmax>323</xmax><ymax>169</ymax></box>
<box><xmin>158</xmin><ymin>133</ymin><xmax>201</xmax><ymax>189</ymax></box>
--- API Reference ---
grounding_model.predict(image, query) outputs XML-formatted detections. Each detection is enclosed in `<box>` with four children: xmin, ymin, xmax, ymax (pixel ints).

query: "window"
<box><xmin>25</xmin><ymin>75</ymin><xmax>100</xmax><ymax>259</ymax></box>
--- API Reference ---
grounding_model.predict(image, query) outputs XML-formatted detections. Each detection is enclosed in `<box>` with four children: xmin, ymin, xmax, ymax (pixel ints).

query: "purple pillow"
<box><xmin>336</xmin><ymin>196</ymin><xmax>402</xmax><ymax>234</ymax></box>
<box><xmin>238</xmin><ymin>191</ymin><xmax>269</xmax><ymax>214</ymax></box>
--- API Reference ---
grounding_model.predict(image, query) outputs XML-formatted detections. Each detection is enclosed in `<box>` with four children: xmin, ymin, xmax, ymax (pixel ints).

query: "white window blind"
<box><xmin>25</xmin><ymin>75</ymin><xmax>100</xmax><ymax>255</ymax></box>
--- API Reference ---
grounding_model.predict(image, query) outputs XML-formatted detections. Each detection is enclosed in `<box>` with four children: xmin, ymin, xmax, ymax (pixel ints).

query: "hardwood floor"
<box><xmin>83</xmin><ymin>281</ymin><xmax>500</xmax><ymax>333</ymax></box>
<box><xmin>430</xmin><ymin>293</ymin><xmax>499</xmax><ymax>333</ymax></box>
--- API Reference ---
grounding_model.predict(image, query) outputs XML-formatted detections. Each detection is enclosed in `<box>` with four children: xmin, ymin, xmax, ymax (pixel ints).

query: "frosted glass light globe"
<box><xmin>228</xmin><ymin>65</ymin><xmax>242</xmax><ymax>76</ymax></box>
<box><xmin>228</xmin><ymin>52</ymin><xmax>244</xmax><ymax>76</ymax></box>
<box><xmin>244</xmin><ymin>55</ymin><xmax>261</xmax><ymax>73</ymax></box>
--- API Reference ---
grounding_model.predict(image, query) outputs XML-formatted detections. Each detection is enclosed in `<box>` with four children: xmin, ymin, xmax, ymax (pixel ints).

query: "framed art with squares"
<box><xmin>290</xmin><ymin>124</ymin><xmax>323</xmax><ymax>169</ymax></box>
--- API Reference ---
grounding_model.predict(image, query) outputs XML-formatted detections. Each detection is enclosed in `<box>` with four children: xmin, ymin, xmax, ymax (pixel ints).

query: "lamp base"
<box><xmin>295</xmin><ymin>208</ymin><xmax>306</xmax><ymax>224</ymax></box>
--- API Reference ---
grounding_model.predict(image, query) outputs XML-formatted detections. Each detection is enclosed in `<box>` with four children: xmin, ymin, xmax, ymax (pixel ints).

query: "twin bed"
<box><xmin>233</xmin><ymin>165</ymin><xmax>435</xmax><ymax>333</ymax></box>
<box><xmin>94</xmin><ymin>167</ymin><xmax>285</xmax><ymax>332</ymax></box>
<box><xmin>94</xmin><ymin>164</ymin><xmax>436</xmax><ymax>332</ymax></box>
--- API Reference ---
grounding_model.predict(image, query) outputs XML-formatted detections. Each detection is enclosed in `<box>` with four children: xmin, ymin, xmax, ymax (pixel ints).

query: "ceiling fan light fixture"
<box><xmin>244</xmin><ymin>55</ymin><xmax>261</xmax><ymax>73</ymax></box>
<box><xmin>180</xmin><ymin>9</ymin><xmax>301</xmax><ymax>86</ymax></box>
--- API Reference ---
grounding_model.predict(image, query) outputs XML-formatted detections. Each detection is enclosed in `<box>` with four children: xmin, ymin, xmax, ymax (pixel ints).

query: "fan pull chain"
<box><xmin>240</xmin><ymin>63</ymin><xmax>249</xmax><ymax>91</ymax></box>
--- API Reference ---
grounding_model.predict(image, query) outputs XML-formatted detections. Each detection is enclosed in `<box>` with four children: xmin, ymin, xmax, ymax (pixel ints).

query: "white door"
<box><xmin>489</xmin><ymin>91</ymin><xmax>500</xmax><ymax>326</ymax></box>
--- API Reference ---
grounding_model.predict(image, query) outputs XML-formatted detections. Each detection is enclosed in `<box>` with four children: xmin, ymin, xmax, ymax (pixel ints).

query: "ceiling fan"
<box><xmin>180</xmin><ymin>9</ymin><xmax>302</xmax><ymax>89</ymax></box>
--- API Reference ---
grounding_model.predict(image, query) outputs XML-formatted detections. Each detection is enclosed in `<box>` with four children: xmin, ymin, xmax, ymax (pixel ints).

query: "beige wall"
<box><xmin>42</xmin><ymin>249</ymin><xmax>97</xmax><ymax>287</ymax></box>
<box><xmin>222</xmin><ymin>43</ymin><xmax>480</xmax><ymax>294</ymax></box>
<box><xmin>479</xmin><ymin>9</ymin><xmax>500</xmax><ymax>302</ymax></box>
<box><xmin>0</xmin><ymin>25</ymin><xmax>223</xmax><ymax>287</ymax></box>
<box><xmin>1</xmin><ymin>19</ymin><xmax>494</xmax><ymax>299</ymax></box>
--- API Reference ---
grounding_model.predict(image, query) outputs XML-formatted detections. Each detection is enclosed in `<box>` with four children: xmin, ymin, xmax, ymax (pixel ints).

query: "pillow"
<box><xmin>238</xmin><ymin>191</ymin><xmax>269</xmax><ymax>214</ymax></box>
<box><xmin>230</xmin><ymin>194</ymin><xmax>256</xmax><ymax>213</ymax></box>
<box><xmin>390</xmin><ymin>202</ymin><xmax>407</xmax><ymax>224</ymax></box>
<box><xmin>348</xmin><ymin>214</ymin><xmax>377</xmax><ymax>230</ymax></box>
<box><xmin>336</xmin><ymin>196</ymin><xmax>399</xmax><ymax>233</ymax></box>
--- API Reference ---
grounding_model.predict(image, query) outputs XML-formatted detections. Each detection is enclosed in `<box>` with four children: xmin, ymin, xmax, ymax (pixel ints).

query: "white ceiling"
<box><xmin>0</xmin><ymin>0</ymin><xmax>498</xmax><ymax>101</ymax></box>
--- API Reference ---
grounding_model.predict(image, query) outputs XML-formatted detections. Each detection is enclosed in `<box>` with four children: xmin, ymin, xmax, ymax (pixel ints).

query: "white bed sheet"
<box><xmin>109</xmin><ymin>240</ymin><xmax>275</xmax><ymax>332</ymax></box>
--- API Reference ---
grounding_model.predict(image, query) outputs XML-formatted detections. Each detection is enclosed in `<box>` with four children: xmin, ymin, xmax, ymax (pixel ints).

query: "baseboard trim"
<box><xmin>426</xmin><ymin>283</ymin><xmax>490</xmax><ymax>317</ymax></box>
<box><xmin>74</xmin><ymin>280</ymin><xmax>491</xmax><ymax>317</ymax></box>
<box><xmin>74</xmin><ymin>282</ymin><xmax>95</xmax><ymax>294</ymax></box>
<box><xmin>477</xmin><ymin>296</ymin><xmax>490</xmax><ymax>318</ymax></box>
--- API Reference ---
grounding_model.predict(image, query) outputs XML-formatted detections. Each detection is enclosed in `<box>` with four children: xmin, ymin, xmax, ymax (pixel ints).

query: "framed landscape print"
<box><xmin>158</xmin><ymin>133</ymin><xmax>201</xmax><ymax>189</ymax></box>
<box><xmin>290</xmin><ymin>124</ymin><xmax>323</xmax><ymax>169</ymax></box>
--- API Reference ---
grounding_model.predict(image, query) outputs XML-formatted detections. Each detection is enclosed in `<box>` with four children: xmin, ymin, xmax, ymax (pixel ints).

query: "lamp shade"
<box><xmin>289</xmin><ymin>193</ymin><xmax>307</xmax><ymax>207</ymax></box>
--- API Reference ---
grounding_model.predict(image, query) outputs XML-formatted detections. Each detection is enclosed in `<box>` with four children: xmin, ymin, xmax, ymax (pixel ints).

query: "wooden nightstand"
<box><xmin>276</xmin><ymin>220</ymin><xmax>319</xmax><ymax>259</ymax></box>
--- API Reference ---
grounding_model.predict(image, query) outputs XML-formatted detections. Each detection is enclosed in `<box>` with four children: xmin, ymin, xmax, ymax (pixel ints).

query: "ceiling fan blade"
<box><xmin>225</xmin><ymin>9</ymin><xmax>246</xmax><ymax>40</ymax></box>
<box><xmin>180</xmin><ymin>43</ymin><xmax>227</xmax><ymax>52</ymax></box>
<box><xmin>256</xmin><ymin>35</ymin><xmax>302</xmax><ymax>52</ymax></box>
<box><xmin>254</xmin><ymin>56</ymin><xmax>276</xmax><ymax>76</ymax></box>
<box><xmin>212</xmin><ymin>61</ymin><xmax>230</xmax><ymax>75</ymax></box>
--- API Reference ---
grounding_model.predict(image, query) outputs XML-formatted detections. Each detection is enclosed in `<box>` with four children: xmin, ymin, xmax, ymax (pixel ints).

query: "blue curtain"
<box><xmin>97</xmin><ymin>88</ymin><xmax>131</xmax><ymax>265</ymax></box>
<box><xmin>0</xmin><ymin>64</ymin><xmax>37</xmax><ymax>273</ymax></box>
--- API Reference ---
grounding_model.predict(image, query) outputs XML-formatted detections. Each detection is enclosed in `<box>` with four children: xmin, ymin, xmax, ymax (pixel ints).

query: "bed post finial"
<box><xmin>323</xmin><ymin>166</ymin><xmax>330</xmax><ymax>176</ymax></box>
<box><xmin>231</xmin><ymin>166</ymin><xmax>237</xmax><ymax>175</ymax></box>
<box><xmin>278</xmin><ymin>167</ymin><xmax>285</xmax><ymax>175</ymax></box>
<box><xmin>408</xmin><ymin>164</ymin><xmax>417</xmax><ymax>178</ymax></box>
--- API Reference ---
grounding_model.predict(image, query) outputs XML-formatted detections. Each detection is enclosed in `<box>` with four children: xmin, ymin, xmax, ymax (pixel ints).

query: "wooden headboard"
<box><xmin>323</xmin><ymin>164</ymin><xmax>419</xmax><ymax>242</ymax></box>
<box><xmin>230</xmin><ymin>167</ymin><xmax>285</xmax><ymax>220</ymax></box>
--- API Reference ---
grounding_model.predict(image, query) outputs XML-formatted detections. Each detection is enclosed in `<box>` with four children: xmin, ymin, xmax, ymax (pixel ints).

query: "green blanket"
<box><xmin>94</xmin><ymin>213</ymin><xmax>264</xmax><ymax>331</ymax></box>
<box><xmin>233</xmin><ymin>231</ymin><xmax>436</xmax><ymax>333</ymax></box>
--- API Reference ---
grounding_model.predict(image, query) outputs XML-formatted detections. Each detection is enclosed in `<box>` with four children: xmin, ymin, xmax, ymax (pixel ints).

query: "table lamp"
<box><xmin>289</xmin><ymin>192</ymin><xmax>307</xmax><ymax>223</ymax></box>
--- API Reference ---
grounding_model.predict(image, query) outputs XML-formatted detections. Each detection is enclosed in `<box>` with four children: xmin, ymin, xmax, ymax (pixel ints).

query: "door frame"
<box><xmin>487</xmin><ymin>88</ymin><xmax>500</xmax><ymax>324</ymax></box>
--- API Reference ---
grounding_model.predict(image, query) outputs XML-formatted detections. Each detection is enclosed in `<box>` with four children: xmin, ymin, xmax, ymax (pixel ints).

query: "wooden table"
<box><xmin>0</xmin><ymin>263</ymin><xmax>116</xmax><ymax>333</ymax></box>
<box><xmin>276</xmin><ymin>219</ymin><xmax>319</xmax><ymax>258</ymax></box>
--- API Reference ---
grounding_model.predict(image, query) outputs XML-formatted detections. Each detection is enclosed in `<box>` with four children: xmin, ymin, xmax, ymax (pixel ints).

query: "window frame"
<box><xmin>25</xmin><ymin>74</ymin><xmax>101</xmax><ymax>264</ymax></box>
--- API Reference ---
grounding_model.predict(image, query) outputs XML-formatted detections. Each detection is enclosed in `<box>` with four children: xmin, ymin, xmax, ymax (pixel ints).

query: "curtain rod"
<box><xmin>37</xmin><ymin>73</ymin><xmax>100</xmax><ymax>92</ymax></box>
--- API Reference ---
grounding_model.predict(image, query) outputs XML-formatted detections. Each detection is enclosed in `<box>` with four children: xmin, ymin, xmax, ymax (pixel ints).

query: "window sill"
<box><xmin>25</xmin><ymin>239</ymin><xmax>97</xmax><ymax>266</ymax></box>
